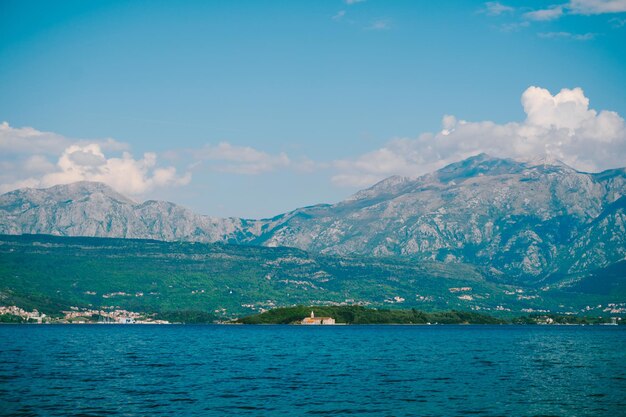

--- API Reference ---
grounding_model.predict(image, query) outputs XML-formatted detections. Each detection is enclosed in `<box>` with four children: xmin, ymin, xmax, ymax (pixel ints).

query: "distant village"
<box><xmin>0</xmin><ymin>305</ymin><xmax>170</xmax><ymax>324</ymax></box>
<box><xmin>0</xmin><ymin>305</ymin><xmax>341</xmax><ymax>325</ymax></box>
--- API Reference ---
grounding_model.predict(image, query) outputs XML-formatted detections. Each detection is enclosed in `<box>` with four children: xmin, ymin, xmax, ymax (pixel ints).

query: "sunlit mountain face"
<box><xmin>2</xmin><ymin>154</ymin><xmax>625</xmax><ymax>283</ymax></box>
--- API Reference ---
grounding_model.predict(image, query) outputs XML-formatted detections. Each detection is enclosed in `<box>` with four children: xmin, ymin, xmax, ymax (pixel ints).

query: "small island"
<box><xmin>236</xmin><ymin>305</ymin><xmax>505</xmax><ymax>325</ymax></box>
<box><xmin>235</xmin><ymin>306</ymin><xmax>624</xmax><ymax>325</ymax></box>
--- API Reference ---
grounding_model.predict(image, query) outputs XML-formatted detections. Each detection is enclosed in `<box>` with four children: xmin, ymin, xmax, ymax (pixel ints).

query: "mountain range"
<box><xmin>1</xmin><ymin>153</ymin><xmax>625</xmax><ymax>283</ymax></box>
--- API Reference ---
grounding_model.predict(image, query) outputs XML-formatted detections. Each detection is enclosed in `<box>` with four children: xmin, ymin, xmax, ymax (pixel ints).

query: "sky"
<box><xmin>1</xmin><ymin>0</ymin><xmax>625</xmax><ymax>218</ymax></box>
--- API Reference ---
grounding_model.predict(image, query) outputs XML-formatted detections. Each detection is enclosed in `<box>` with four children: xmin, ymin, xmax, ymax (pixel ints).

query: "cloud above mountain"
<box><xmin>332</xmin><ymin>86</ymin><xmax>626</xmax><ymax>187</ymax></box>
<box><xmin>0</xmin><ymin>122</ymin><xmax>190</xmax><ymax>195</ymax></box>
<box><xmin>0</xmin><ymin>122</ymin><xmax>306</xmax><ymax>196</ymax></box>
<box><xmin>43</xmin><ymin>144</ymin><xmax>191</xmax><ymax>195</ymax></box>
<box><xmin>2</xmin><ymin>86</ymin><xmax>625</xmax><ymax>195</ymax></box>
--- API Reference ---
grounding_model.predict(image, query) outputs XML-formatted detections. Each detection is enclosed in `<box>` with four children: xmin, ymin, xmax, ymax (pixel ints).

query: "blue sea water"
<box><xmin>0</xmin><ymin>325</ymin><xmax>625</xmax><ymax>416</ymax></box>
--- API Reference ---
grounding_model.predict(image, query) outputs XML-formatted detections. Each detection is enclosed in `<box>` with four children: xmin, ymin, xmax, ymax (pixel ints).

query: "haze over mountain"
<box><xmin>1</xmin><ymin>154</ymin><xmax>625</xmax><ymax>280</ymax></box>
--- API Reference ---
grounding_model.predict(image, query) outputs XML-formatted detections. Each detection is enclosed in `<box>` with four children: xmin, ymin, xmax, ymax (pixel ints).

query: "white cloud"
<box><xmin>0</xmin><ymin>121</ymin><xmax>129</xmax><ymax>156</ymax></box>
<box><xmin>345</xmin><ymin>0</ymin><xmax>366</xmax><ymax>4</ymax></box>
<box><xmin>538</xmin><ymin>31</ymin><xmax>596</xmax><ymax>40</ymax></box>
<box><xmin>569</xmin><ymin>0</ymin><xmax>626</xmax><ymax>14</ymax></box>
<box><xmin>0</xmin><ymin>121</ymin><xmax>70</xmax><ymax>155</ymax></box>
<box><xmin>499</xmin><ymin>21</ymin><xmax>531</xmax><ymax>32</ymax></box>
<box><xmin>524</xmin><ymin>5</ymin><xmax>565</xmax><ymax>20</ymax></box>
<box><xmin>332</xmin><ymin>10</ymin><xmax>346</xmax><ymax>21</ymax></box>
<box><xmin>0</xmin><ymin>122</ymin><xmax>314</xmax><ymax>196</ymax></box>
<box><xmin>483</xmin><ymin>2</ymin><xmax>515</xmax><ymax>15</ymax></box>
<box><xmin>0</xmin><ymin>122</ymin><xmax>190</xmax><ymax>195</ymax></box>
<box><xmin>332</xmin><ymin>86</ymin><xmax>626</xmax><ymax>187</ymax></box>
<box><xmin>524</xmin><ymin>0</ymin><xmax>626</xmax><ymax>21</ymax></box>
<box><xmin>195</xmin><ymin>142</ymin><xmax>291</xmax><ymax>175</ymax></box>
<box><xmin>367</xmin><ymin>19</ymin><xmax>392</xmax><ymax>30</ymax></box>
<box><xmin>39</xmin><ymin>144</ymin><xmax>191</xmax><ymax>195</ymax></box>
<box><xmin>23</xmin><ymin>155</ymin><xmax>56</xmax><ymax>174</ymax></box>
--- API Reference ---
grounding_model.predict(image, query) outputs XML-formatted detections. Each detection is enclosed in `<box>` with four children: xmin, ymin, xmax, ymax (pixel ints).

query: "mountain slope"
<box><xmin>0</xmin><ymin>234</ymin><xmax>617</xmax><ymax>318</ymax></box>
<box><xmin>0</xmin><ymin>181</ymin><xmax>259</xmax><ymax>243</ymax></box>
<box><xmin>1</xmin><ymin>154</ymin><xmax>625</xmax><ymax>280</ymax></box>
<box><xmin>254</xmin><ymin>154</ymin><xmax>626</xmax><ymax>279</ymax></box>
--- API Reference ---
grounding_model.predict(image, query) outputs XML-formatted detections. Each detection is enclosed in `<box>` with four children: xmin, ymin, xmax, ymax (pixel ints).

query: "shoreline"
<box><xmin>1</xmin><ymin>322</ymin><xmax>622</xmax><ymax>327</ymax></box>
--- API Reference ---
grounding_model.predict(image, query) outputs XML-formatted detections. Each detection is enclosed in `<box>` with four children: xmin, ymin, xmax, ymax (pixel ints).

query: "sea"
<box><xmin>0</xmin><ymin>325</ymin><xmax>624</xmax><ymax>416</ymax></box>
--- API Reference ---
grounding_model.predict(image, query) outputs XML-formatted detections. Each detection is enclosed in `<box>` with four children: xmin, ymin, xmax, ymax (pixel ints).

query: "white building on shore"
<box><xmin>301</xmin><ymin>311</ymin><xmax>335</xmax><ymax>325</ymax></box>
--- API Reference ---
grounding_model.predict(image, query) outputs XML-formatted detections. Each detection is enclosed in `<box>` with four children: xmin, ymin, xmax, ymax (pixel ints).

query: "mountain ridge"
<box><xmin>1</xmin><ymin>154</ymin><xmax>625</xmax><ymax>281</ymax></box>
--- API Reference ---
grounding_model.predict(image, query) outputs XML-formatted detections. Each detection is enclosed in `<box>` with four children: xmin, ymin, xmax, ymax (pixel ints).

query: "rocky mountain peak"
<box><xmin>435</xmin><ymin>153</ymin><xmax>525</xmax><ymax>183</ymax></box>
<box><xmin>44</xmin><ymin>181</ymin><xmax>136</xmax><ymax>205</ymax></box>
<box><xmin>523</xmin><ymin>155</ymin><xmax>573</xmax><ymax>169</ymax></box>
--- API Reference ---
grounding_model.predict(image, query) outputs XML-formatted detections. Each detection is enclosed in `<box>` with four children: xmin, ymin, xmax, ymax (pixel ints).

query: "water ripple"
<box><xmin>0</xmin><ymin>325</ymin><xmax>624</xmax><ymax>416</ymax></box>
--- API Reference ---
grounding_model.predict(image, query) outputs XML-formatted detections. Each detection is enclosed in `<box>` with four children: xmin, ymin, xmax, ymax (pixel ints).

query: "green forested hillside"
<box><xmin>0</xmin><ymin>234</ymin><xmax>622</xmax><ymax>319</ymax></box>
<box><xmin>236</xmin><ymin>306</ymin><xmax>504</xmax><ymax>324</ymax></box>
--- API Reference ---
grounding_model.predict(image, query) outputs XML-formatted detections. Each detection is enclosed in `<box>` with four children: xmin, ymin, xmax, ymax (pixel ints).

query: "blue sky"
<box><xmin>1</xmin><ymin>0</ymin><xmax>625</xmax><ymax>218</ymax></box>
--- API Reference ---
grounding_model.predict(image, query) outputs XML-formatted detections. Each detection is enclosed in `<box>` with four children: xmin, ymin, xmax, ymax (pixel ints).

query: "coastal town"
<box><xmin>0</xmin><ymin>305</ymin><xmax>170</xmax><ymax>324</ymax></box>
